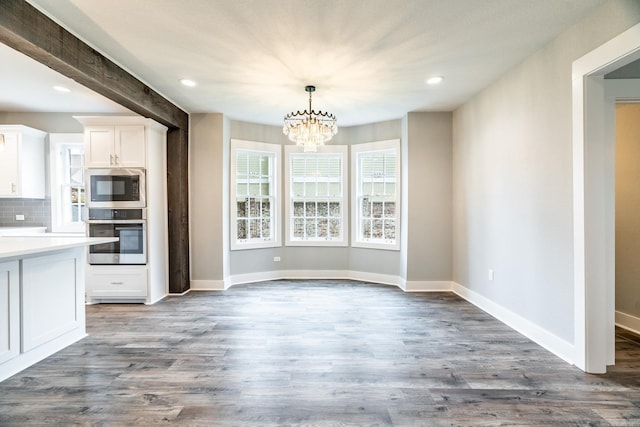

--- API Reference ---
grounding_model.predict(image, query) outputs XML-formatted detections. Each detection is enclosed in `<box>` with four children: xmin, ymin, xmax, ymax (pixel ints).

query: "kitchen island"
<box><xmin>0</xmin><ymin>236</ymin><xmax>117</xmax><ymax>382</ymax></box>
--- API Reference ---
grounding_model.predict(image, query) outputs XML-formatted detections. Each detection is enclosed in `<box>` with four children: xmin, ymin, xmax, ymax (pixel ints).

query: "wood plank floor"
<box><xmin>1</xmin><ymin>280</ymin><xmax>640</xmax><ymax>426</ymax></box>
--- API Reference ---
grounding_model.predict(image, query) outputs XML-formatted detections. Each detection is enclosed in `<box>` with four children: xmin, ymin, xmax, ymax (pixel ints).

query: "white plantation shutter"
<box><xmin>285</xmin><ymin>146</ymin><xmax>348</xmax><ymax>246</ymax></box>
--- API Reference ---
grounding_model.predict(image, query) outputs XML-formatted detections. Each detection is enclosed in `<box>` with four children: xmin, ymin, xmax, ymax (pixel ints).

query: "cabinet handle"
<box><xmin>11</xmin><ymin>183</ymin><xmax>16</xmax><ymax>193</ymax></box>
<box><xmin>110</xmin><ymin>154</ymin><xmax>114</xmax><ymax>165</ymax></box>
<box><xmin>110</xmin><ymin>281</ymin><xmax>124</xmax><ymax>285</ymax></box>
<box><xmin>114</xmin><ymin>154</ymin><xmax>119</xmax><ymax>165</ymax></box>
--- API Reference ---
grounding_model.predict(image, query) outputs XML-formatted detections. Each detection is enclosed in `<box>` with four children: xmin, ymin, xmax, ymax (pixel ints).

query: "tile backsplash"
<box><xmin>0</xmin><ymin>198</ymin><xmax>51</xmax><ymax>230</ymax></box>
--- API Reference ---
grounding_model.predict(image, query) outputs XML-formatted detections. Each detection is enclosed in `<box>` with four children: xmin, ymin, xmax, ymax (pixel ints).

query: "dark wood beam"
<box><xmin>0</xmin><ymin>0</ymin><xmax>190</xmax><ymax>293</ymax></box>
<box><xmin>167</xmin><ymin>128</ymin><xmax>191</xmax><ymax>293</ymax></box>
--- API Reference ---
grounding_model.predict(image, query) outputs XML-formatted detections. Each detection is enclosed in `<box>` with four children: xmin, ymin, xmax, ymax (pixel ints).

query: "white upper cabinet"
<box><xmin>0</xmin><ymin>125</ymin><xmax>46</xmax><ymax>199</ymax></box>
<box><xmin>84</xmin><ymin>124</ymin><xmax>146</xmax><ymax>168</ymax></box>
<box><xmin>116</xmin><ymin>125</ymin><xmax>146</xmax><ymax>167</ymax></box>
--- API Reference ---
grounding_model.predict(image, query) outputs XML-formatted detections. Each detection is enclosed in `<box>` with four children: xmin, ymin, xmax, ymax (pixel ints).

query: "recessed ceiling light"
<box><xmin>180</xmin><ymin>79</ymin><xmax>197</xmax><ymax>87</ymax></box>
<box><xmin>53</xmin><ymin>85</ymin><xmax>71</xmax><ymax>92</ymax></box>
<box><xmin>426</xmin><ymin>76</ymin><xmax>444</xmax><ymax>85</ymax></box>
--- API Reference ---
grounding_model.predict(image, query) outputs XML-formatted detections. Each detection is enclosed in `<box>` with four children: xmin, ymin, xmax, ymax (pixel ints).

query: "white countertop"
<box><xmin>0</xmin><ymin>227</ymin><xmax>47</xmax><ymax>236</ymax></box>
<box><xmin>0</xmin><ymin>236</ymin><xmax>118</xmax><ymax>259</ymax></box>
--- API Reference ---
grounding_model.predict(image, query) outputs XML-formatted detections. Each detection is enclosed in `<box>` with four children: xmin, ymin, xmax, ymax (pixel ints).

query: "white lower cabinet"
<box><xmin>0</xmin><ymin>247</ymin><xmax>87</xmax><ymax>383</ymax></box>
<box><xmin>21</xmin><ymin>253</ymin><xmax>81</xmax><ymax>352</ymax></box>
<box><xmin>0</xmin><ymin>261</ymin><xmax>19</xmax><ymax>365</ymax></box>
<box><xmin>86</xmin><ymin>265</ymin><xmax>148</xmax><ymax>302</ymax></box>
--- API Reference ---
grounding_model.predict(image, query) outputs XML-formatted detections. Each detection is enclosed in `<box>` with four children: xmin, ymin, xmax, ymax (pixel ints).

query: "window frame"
<box><xmin>284</xmin><ymin>145</ymin><xmax>349</xmax><ymax>247</ymax></box>
<box><xmin>230</xmin><ymin>139</ymin><xmax>281</xmax><ymax>250</ymax></box>
<box><xmin>351</xmin><ymin>139</ymin><xmax>401</xmax><ymax>251</ymax></box>
<box><xmin>49</xmin><ymin>133</ymin><xmax>86</xmax><ymax>233</ymax></box>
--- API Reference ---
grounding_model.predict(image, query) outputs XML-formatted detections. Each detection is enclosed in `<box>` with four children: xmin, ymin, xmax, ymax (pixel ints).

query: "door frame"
<box><xmin>572</xmin><ymin>22</ymin><xmax>640</xmax><ymax>373</ymax></box>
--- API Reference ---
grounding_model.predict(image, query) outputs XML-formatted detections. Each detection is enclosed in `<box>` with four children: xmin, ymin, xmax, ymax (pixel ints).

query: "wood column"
<box><xmin>0</xmin><ymin>0</ymin><xmax>190</xmax><ymax>293</ymax></box>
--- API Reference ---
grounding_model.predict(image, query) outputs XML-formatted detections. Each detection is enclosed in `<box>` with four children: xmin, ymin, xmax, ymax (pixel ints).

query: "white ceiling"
<box><xmin>0</xmin><ymin>42</ymin><xmax>130</xmax><ymax>114</ymax></box>
<box><xmin>4</xmin><ymin>0</ymin><xmax>607</xmax><ymax>126</ymax></box>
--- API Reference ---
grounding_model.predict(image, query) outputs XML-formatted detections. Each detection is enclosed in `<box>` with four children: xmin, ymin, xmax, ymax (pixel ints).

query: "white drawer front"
<box><xmin>87</xmin><ymin>267</ymin><xmax>148</xmax><ymax>298</ymax></box>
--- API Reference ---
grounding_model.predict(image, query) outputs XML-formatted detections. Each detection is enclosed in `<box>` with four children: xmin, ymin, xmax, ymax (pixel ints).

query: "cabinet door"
<box><xmin>21</xmin><ymin>252</ymin><xmax>80</xmax><ymax>352</ymax></box>
<box><xmin>0</xmin><ymin>261</ymin><xmax>19</xmax><ymax>365</ymax></box>
<box><xmin>85</xmin><ymin>127</ymin><xmax>115</xmax><ymax>168</ymax></box>
<box><xmin>115</xmin><ymin>125</ymin><xmax>146</xmax><ymax>167</ymax></box>
<box><xmin>0</xmin><ymin>132</ymin><xmax>19</xmax><ymax>196</ymax></box>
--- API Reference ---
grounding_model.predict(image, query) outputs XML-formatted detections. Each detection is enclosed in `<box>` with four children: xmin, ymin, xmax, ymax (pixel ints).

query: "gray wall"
<box><xmin>189</xmin><ymin>114</ymin><xmax>453</xmax><ymax>283</ymax></box>
<box><xmin>0</xmin><ymin>112</ymin><xmax>88</xmax><ymax>133</ymax></box>
<box><xmin>615</xmin><ymin>103</ymin><xmax>640</xmax><ymax>319</ymax></box>
<box><xmin>190</xmin><ymin>113</ymin><xmax>230</xmax><ymax>283</ymax></box>
<box><xmin>406</xmin><ymin>112</ymin><xmax>452</xmax><ymax>282</ymax></box>
<box><xmin>452</xmin><ymin>0</ymin><xmax>640</xmax><ymax>343</ymax></box>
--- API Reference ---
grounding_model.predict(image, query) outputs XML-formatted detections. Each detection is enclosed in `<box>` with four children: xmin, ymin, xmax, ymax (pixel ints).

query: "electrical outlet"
<box><xmin>15</xmin><ymin>214</ymin><xmax>24</xmax><ymax>221</ymax></box>
<box><xmin>273</xmin><ymin>256</ymin><xmax>281</xmax><ymax>262</ymax></box>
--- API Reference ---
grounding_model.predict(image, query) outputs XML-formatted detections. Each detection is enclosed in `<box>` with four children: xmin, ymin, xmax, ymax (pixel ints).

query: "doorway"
<box><xmin>572</xmin><ymin>22</ymin><xmax>640</xmax><ymax>373</ymax></box>
<box><xmin>614</xmin><ymin>103</ymin><xmax>640</xmax><ymax>338</ymax></box>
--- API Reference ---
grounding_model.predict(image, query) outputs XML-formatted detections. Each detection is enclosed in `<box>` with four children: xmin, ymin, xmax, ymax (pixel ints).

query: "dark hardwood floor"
<box><xmin>1</xmin><ymin>280</ymin><xmax>640</xmax><ymax>426</ymax></box>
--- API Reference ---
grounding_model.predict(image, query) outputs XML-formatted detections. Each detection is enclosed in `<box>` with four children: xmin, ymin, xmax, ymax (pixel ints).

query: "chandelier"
<box><xmin>283</xmin><ymin>85</ymin><xmax>337</xmax><ymax>152</ymax></box>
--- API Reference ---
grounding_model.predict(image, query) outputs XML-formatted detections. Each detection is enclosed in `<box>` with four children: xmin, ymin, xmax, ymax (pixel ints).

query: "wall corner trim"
<box><xmin>452</xmin><ymin>282</ymin><xmax>575</xmax><ymax>366</ymax></box>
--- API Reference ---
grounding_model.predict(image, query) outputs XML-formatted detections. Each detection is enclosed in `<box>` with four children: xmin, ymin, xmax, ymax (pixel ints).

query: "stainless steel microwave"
<box><xmin>86</xmin><ymin>168</ymin><xmax>146</xmax><ymax>208</ymax></box>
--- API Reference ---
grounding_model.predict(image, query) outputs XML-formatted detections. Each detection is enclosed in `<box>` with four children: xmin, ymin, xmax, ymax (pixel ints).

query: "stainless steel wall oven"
<box><xmin>87</xmin><ymin>208</ymin><xmax>147</xmax><ymax>265</ymax></box>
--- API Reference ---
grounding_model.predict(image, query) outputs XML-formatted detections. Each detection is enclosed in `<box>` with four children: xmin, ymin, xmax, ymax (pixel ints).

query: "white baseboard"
<box><xmin>404</xmin><ymin>281</ymin><xmax>453</xmax><ymax>292</ymax></box>
<box><xmin>223</xmin><ymin>270</ymin><xmax>404</xmax><ymax>289</ymax></box>
<box><xmin>349</xmin><ymin>270</ymin><xmax>404</xmax><ymax>288</ymax></box>
<box><xmin>194</xmin><ymin>274</ymin><xmax>455</xmax><ymax>294</ymax></box>
<box><xmin>451</xmin><ymin>282</ymin><xmax>575</xmax><ymax>365</ymax></box>
<box><xmin>190</xmin><ymin>279</ymin><xmax>226</xmax><ymax>291</ymax></box>
<box><xmin>279</xmin><ymin>269</ymin><xmax>352</xmax><ymax>281</ymax></box>
<box><xmin>226</xmin><ymin>271</ymin><xmax>284</xmax><ymax>287</ymax></box>
<box><xmin>616</xmin><ymin>310</ymin><xmax>640</xmax><ymax>335</ymax></box>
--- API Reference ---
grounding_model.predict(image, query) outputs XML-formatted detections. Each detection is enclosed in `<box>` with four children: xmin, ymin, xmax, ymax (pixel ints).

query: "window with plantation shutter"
<box><xmin>50</xmin><ymin>134</ymin><xmax>86</xmax><ymax>233</ymax></box>
<box><xmin>352</xmin><ymin>139</ymin><xmax>400</xmax><ymax>250</ymax></box>
<box><xmin>230</xmin><ymin>139</ymin><xmax>281</xmax><ymax>249</ymax></box>
<box><xmin>285</xmin><ymin>145</ymin><xmax>348</xmax><ymax>246</ymax></box>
